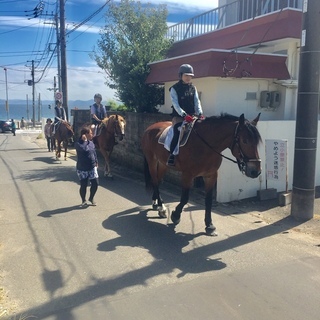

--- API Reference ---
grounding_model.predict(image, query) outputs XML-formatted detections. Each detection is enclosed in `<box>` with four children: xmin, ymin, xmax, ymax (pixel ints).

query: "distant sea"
<box><xmin>0</xmin><ymin>100</ymin><xmax>92</xmax><ymax>121</ymax></box>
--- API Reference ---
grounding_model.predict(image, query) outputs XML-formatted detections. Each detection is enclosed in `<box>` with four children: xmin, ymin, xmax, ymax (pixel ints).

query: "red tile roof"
<box><xmin>146</xmin><ymin>49</ymin><xmax>290</xmax><ymax>84</ymax></box>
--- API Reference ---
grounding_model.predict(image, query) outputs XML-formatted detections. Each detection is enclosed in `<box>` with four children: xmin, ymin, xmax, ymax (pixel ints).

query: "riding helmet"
<box><xmin>94</xmin><ymin>93</ymin><xmax>102</xmax><ymax>100</ymax></box>
<box><xmin>179</xmin><ymin>64</ymin><xmax>194</xmax><ymax>78</ymax></box>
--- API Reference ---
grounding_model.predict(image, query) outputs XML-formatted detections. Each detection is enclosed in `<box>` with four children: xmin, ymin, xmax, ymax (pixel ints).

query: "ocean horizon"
<box><xmin>0</xmin><ymin>100</ymin><xmax>92</xmax><ymax>121</ymax></box>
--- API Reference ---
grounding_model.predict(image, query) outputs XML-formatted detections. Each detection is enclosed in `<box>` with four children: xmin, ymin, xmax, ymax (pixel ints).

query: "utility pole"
<box><xmin>291</xmin><ymin>1</ymin><xmax>320</xmax><ymax>220</ymax></box>
<box><xmin>31</xmin><ymin>60</ymin><xmax>35</xmax><ymax>128</ymax></box>
<box><xmin>26</xmin><ymin>94</ymin><xmax>29</xmax><ymax>120</ymax></box>
<box><xmin>55</xmin><ymin>13</ymin><xmax>62</xmax><ymax>92</ymax></box>
<box><xmin>4</xmin><ymin>67</ymin><xmax>9</xmax><ymax>119</ymax></box>
<box><xmin>60</xmin><ymin>0</ymin><xmax>68</xmax><ymax>120</ymax></box>
<box><xmin>38</xmin><ymin>93</ymin><xmax>41</xmax><ymax>121</ymax></box>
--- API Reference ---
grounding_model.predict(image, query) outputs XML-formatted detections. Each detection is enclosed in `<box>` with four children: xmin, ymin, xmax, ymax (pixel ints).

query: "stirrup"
<box><xmin>167</xmin><ymin>155</ymin><xmax>175</xmax><ymax>166</ymax></box>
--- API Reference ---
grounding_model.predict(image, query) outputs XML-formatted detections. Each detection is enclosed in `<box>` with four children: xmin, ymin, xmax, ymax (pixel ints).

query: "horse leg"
<box><xmin>147</xmin><ymin>158</ymin><xmax>167</xmax><ymax>218</ymax></box>
<box><xmin>203</xmin><ymin>174</ymin><xmax>218</xmax><ymax>235</ymax></box>
<box><xmin>55</xmin><ymin>140</ymin><xmax>60</xmax><ymax>159</ymax></box>
<box><xmin>100</xmin><ymin>148</ymin><xmax>112</xmax><ymax>178</ymax></box>
<box><xmin>63</xmin><ymin>140</ymin><xmax>68</xmax><ymax>160</ymax></box>
<box><xmin>171</xmin><ymin>187</ymin><xmax>190</xmax><ymax>225</ymax></box>
<box><xmin>171</xmin><ymin>173</ymin><xmax>193</xmax><ymax>225</ymax></box>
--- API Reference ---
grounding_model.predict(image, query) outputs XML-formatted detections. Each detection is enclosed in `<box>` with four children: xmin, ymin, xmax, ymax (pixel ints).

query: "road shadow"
<box><xmin>19</xmin><ymin>204</ymin><xmax>304</xmax><ymax>319</ymax></box>
<box><xmin>18</xmin><ymin>163</ymin><xmax>76</xmax><ymax>182</ymax></box>
<box><xmin>38</xmin><ymin>205</ymin><xmax>86</xmax><ymax>217</ymax></box>
<box><xmin>98</xmin><ymin>207</ymin><xmax>225</xmax><ymax>276</ymax></box>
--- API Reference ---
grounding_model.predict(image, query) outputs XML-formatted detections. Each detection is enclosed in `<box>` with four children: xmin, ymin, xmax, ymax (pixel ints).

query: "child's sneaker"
<box><xmin>80</xmin><ymin>201</ymin><xmax>87</xmax><ymax>208</ymax></box>
<box><xmin>88</xmin><ymin>200</ymin><xmax>96</xmax><ymax>206</ymax></box>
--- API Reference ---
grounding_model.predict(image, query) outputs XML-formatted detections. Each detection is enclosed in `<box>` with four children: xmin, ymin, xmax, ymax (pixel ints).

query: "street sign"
<box><xmin>265</xmin><ymin>139</ymin><xmax>288</xmax><ymax>191</ymax></box>
<box><xmin>55</xmin><ymin>92</ymin><xmax>62</xmax><ymax>101</ymax></box>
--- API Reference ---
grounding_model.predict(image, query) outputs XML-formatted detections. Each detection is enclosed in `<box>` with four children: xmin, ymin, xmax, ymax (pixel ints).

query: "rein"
<box><xmin>192</xmin><ymin>123</ymin><xmax>238</xmax><ymax>164</ymax></box>
<box><xmin>102</xmin><ymin>118</ymin><xmax>116</xmax><ymax>135</ymax></box>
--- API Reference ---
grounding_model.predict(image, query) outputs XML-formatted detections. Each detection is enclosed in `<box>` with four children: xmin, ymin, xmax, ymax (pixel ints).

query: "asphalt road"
<box><xmin>1</xmin><ymin>130</ymin><xmax>320</xmax><ymax>320</ymax></box>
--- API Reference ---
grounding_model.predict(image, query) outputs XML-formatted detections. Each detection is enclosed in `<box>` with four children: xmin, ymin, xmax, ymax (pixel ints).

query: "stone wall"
<box><xmin>110</xmin><ymin>112</ymin><xmax>183</xmax><ymax>185</ymax></box>
<box><xmin>111</xmin><ymin>112</ymin><xmax>170</xmax><ymax>171</ymax></box>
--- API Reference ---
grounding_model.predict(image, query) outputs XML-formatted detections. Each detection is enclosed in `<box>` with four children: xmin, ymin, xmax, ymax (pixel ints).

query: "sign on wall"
<box><xmin>265</xmin><ymin>139</ymin><xmax>288</xmax><ymax>190</ymax></box>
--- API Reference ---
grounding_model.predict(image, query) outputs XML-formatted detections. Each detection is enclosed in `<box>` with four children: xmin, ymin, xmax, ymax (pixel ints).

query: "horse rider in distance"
<box><xmin>53</xmin><ymin>100</ymin><xmax>67</xmax><ymax>135</ymax></box>
<box><xmin>90</xmin><ymin>93</ymin><xmax>107</xmax><ymax>137</ymax></box>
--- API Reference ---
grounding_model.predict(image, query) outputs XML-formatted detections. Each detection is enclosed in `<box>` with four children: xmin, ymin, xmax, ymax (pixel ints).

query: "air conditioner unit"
<box><xmin>260</xmin><ymin>91</ymin><xmax>271</xmax><ymax>108</ymax></box>
<box><xmin>270</xmin><ymin>91</ymin><xmax>281</xmax><ymax>108</ymax></box>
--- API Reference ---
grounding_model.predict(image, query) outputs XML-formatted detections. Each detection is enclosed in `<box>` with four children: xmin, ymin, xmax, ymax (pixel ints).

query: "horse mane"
<box><xmin>203</xmin><ymin>113</ymin><xmax>239</xmax><ymax>123</ymax></box>
<box><xmin>203</xmin><ymin>113</ymin><xmax>261</xmax><ymax>144</ymax></box>
<box><xmin>101</xmin><ymin>114</ymin><xmax>124</xmax><ymax>125</ymax></box>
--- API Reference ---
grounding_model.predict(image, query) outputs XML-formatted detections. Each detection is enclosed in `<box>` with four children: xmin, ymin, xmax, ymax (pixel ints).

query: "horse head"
<box><xmin>111</xmin><ymin>114</ymin><xmax>126</xmax><ymax>141</ymax></box>
<box><xmin>65</xmin><ymin>122</ymin><xmax>74</xmax><ymax>138</ymax></box>
<box><xmin>231</xmin><ymin>113</ymin><xmax>262</xmax><ymax>178</ymax></box>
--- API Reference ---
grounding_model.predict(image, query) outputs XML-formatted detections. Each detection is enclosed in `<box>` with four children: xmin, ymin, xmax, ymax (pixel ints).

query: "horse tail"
<box><xmin>144</xmin><ymin>157</ymin><xmax>153</xmax><ymax>190</ymax></box>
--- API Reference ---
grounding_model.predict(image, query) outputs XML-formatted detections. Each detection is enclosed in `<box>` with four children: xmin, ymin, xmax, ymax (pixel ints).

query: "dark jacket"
<box><xmin>54</xmin><ymin>106</ymin><xmax>67</xmax><ymax>123</ymax></box>
<box><xmin>75</xmin><ymin>139</ymin><xmax>97</xmax><ymax>171</ymax></box>
<box><xmin>170</xmin><ymin>80</ymin><xmax>196</xmax><ymax>117</ymax></box>
<box><xmin>91</xmin><ymin>103</ymin><xmax>107</xmax><ymax>125</ymax></box>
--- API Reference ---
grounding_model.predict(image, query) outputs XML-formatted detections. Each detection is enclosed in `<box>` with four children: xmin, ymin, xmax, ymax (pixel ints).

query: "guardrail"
<box><xmin>167</xmin><ymin>0</ymin><xmax>302</xmax><ymax>41</ymax></box>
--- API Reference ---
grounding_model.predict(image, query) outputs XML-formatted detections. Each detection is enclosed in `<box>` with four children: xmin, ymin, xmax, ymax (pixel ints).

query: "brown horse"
<box><xmin>94</xmin><ymin>114</ymin><xmax>126</xmax><ymax>178</ymax></box>
<box><xmin>53</xmin><ymin>121</ymin><xmax>74</xmax><ymax>160</ymax></box>
<box><xmin>141</xmin><ymin>113</ymin><xmax>262</xmax><ymax>235</ymax></box>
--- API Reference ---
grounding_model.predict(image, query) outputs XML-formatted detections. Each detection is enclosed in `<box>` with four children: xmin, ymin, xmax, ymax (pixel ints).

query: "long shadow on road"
<box><xmin>13</xmin><ymin>145</ymin><xmax>306</xmax><ymax>318</ymax></box>
<box><xmin>21</xmin><ymin>206</ymin><xmax>303</xmax><ymax>319</ymax></box>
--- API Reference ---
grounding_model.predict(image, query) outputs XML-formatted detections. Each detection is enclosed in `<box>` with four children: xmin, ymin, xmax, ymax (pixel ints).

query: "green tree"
<box><xmin>92</xmin><ymin>0</ymin><xmax>173</xmax><ymax>113</ymax></box>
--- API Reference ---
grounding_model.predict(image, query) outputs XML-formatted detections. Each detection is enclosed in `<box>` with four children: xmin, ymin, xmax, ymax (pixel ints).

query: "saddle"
<box><xmin>159</xmin><ymin>119</ymin><xmax>196</xmax><ymax>152</ymax></box>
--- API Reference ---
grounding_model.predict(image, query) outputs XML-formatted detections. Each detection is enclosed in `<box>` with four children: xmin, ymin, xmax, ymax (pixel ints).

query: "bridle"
<box><xmin>230</xmin><ymin>123</ymin><xmax>261</xmax><ymax>174</ymax></box>
<box><xmin>102</xmin><ymin>116</ymin><xmax>124</xmax><ymax>137</ymax></box>
<box><xmin>193</xmin><ymin>120</ymin><xmax>261</xmax><ymax>174</ymax></box>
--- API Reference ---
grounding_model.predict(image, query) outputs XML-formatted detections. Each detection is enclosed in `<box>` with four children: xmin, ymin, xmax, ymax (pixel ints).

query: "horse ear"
<box><xmin>251</xmin><ymin>113</ymin><xmax>261</xmax><ymax>126</ymax></box>
<box><xmin>239</xmin><ymin>113</ymin><xmax>245</xmax><ymax>125</ymax></box>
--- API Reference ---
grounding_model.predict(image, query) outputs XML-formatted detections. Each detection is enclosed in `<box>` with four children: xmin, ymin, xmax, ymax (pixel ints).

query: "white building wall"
<box><xmin>163</xmin><ymin>77</ymin><xmax>297</xmax><ymax>121</ymax></box>
<box><xmin>217</xmin><ymin>120</ymin><xmax>320</xmax><ymax>202</ymax></box>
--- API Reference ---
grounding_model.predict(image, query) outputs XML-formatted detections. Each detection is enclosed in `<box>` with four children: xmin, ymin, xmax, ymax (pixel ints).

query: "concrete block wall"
<box><xmin>111</xmin><ymin>112</ymin><xmax>171</xmax><ymax>171</ymax></box>
<box><xmin>110</xmin><ymin>112</ymin><xmax>183</xmax><ymax>185</ymax></box>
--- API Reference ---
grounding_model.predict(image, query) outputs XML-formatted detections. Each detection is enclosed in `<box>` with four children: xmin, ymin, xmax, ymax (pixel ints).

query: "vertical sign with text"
<box><xmin>265</xmin><ymin>139</ymin><xmax>288</xmax><ymax>184</ymax></box>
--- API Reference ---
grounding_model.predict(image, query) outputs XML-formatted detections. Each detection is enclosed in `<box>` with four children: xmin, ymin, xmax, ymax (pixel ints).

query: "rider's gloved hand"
<box><xmin>184</xmin><ymin>114</ymin><xmax>193</xmax><ymax>123</ymax></box>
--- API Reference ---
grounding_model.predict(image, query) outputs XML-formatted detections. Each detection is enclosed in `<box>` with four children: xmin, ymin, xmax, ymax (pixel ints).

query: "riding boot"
<box><xmin>167</xmin><ymin>123</ymin><xmax>180</xmax><ymax>166</ymax></box>
<box><xmin>167</xmin><ymin>154</ymin><xmax>175</xmax><ymax>166</ymax></box>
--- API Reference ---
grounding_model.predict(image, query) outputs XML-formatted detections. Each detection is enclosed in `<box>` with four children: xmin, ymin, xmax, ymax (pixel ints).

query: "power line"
<box><xmin>66</xmin><ymin>0</ymin><xmax>110</xmax><ymax>36</ymax></box>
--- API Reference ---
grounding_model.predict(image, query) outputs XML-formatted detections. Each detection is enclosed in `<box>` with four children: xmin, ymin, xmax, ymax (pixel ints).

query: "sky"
<box><xmin>0</xmin><ymin>0</ymin><xmax>218</xmax><ymax>105</ymax></box>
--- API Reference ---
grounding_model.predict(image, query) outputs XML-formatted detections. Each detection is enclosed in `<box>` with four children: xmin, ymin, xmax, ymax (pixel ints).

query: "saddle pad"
<box><xmin>158</xmin><ymin>120</ymin><xmax>196</xmax><ymax>151</ymax></box>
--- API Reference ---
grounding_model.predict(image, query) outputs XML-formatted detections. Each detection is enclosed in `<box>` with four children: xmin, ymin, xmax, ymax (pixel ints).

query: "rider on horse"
<box><xmin>52</xmin><ymin>100</ymin><xmax>67</xmax><ymax>135</ymax></box>
<box><xmin>90</xmin><ymin>93</ymin><xmax>107</xmax><ymax>136</ymax></box>
<box><xmin>167</xmin><ymin>64</ymin><xmax>204</xmax><ymax>166</ymax></box>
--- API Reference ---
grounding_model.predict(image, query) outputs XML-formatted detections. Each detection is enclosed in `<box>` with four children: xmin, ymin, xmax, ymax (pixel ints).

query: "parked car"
<box><xmin>0</xmin><ymin>120</ymin><xmax>12</xmax><ymax>133</ymax></box>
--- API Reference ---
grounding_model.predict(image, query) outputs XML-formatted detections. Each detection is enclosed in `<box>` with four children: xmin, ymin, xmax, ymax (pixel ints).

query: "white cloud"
<box><xmin>66</xmin><ymin>67</ymin><xmax>117</xmax><ymax>101</ymax></box>
<box><xmin>1</xmin><ymin>65</ymin><xmax>117</xmax><ymax>102</ymax></box>
<box><xmin>151</xmin><ymin>0</ymin><xmax>218</xmax><ymax>10</ymax></box>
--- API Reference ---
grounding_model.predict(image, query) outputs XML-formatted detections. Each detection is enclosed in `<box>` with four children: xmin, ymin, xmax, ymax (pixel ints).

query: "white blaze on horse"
<box><xmin>93</xmin><ymin>114</ymin><xmax>126</xmax><ymax>178</ymax></box>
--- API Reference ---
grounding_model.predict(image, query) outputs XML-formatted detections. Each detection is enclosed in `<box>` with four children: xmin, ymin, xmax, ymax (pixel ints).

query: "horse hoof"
<box><xmin>171</xmin><ymin>210</ymin><xmax>180</xmax><ymax>225</ymax></box>
<box><xmin>152</xmin><ymin>203</ymin><xmax>158</xmax><ymax>210</ymax></box>
<box><xmin>205</xmin><ymin>224</ymin><xmax>217</xmax><ymax>236</ymax></box>
<box><xmin>158</xmin><ymin>208</ymin><xmax>167</xmax><ymax>219</ymax></box>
